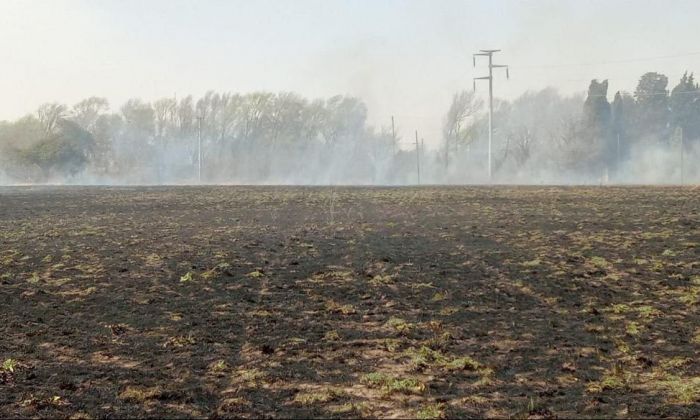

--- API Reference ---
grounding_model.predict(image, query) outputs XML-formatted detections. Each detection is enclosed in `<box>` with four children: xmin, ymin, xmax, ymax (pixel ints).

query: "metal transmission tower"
<box><xmin>473</xmin><ymin>49</ymin><xmax>509</xmax><ymax>181</ymax></box>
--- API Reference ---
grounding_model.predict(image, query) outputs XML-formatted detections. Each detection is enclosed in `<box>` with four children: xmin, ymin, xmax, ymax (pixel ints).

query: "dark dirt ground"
<box><xmin>0</xmin><ymin>186</ymin><xmax>698</xmax><ymax>418</ymax></box>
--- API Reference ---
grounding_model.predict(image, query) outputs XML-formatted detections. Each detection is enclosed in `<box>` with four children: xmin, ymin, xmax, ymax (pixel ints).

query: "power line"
<box><xmin>511</xmin><ymin>51</ymin><xmax>700</xmax><ymax>69</ymax></box>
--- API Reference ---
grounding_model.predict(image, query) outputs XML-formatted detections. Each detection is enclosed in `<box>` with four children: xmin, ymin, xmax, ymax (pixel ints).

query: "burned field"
<box><xmin>0</xmin><ymin>186</ymin><xmax>698</xmax><ymax>418</ymax></box>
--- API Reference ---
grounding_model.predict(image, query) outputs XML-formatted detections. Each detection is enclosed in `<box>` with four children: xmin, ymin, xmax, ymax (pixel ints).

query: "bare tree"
<box><xmin>37</xmin><ymin>103</ymin><xmax>68</xmax><ymax>135</ymax></box>
<box><xmin>442</xmin><ymin>90</ymin><xmax>483</xmax><ymax>165</ymax></box>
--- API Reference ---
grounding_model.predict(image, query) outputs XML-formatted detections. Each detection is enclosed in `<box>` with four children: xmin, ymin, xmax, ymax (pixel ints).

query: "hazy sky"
<box><xmin>2</xmin><ymin>0</ymin><xmax>699</xmax><ymax>147</ymax></box>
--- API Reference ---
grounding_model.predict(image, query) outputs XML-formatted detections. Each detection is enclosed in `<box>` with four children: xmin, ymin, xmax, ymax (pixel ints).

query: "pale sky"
<box><xmin>1</xmin><ymin>0</ymin><xmax>699</xmax><ymax>148</ymax></box>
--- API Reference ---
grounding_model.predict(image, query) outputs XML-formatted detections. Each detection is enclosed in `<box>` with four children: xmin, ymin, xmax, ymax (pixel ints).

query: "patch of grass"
<box><xmin>323</xmin><ymin>330</ymin><xmax>341</xmax><ymax>341</ymax></box>
<box><xmin>660</xmin><ymin>357</ymin><xmax>692</xmax><ymax>369</ymax></box>
<box><xmin>637</xmin><ymin>305</ymin><xmax>661</xmax><ymax>318</ymax></box>
<box><xmin>58</xmin><ymin>286</ymin><xmax>97</xmax><ymax>298</ymax></box>
<box><xmin>604</xmin><ymin>273</ymin><xmax>621</xmax><ymax>281</ymax></box>
<box><xmin>119</xmin><ymin>386</ymin><xmax>166</xmax><ymax>402</ymax></box>
<box><xmin>386</xmin><ymin>317</ymin><xmax>412</xmax><ymax>333</ymax></box>
<box><xmin>361</xmin><ymin>372</ymin><xmax>390</xmax><ymax>387</ymax></box>
<box><xmin>2</xmin><ymin>359</ymin><xmax>18</xmax><ymax>373</ymax></box>
<box><xmin>678</xmin><ymin>287</ymin><xmax>700</xmax><ymax>305</ymax></box>
<box><xmin>27</xmin><ymin>272</ymin><xmax>40</xmax><ymax>284</ymax></box>
<box><xmin>370</xmin><ymin>274</ymin><xmax>393</xmax><ymax>285</ymax></box>
<box><xmin>202</xmin><ymin>263</ymin><xmax>233</xmax><ymax>280</ymax></box>
<box><xmin>589</xmin><ymin>256</ymin><xmax>610</xmax><ymax>269</ymax></box>
<box><xmin>692</xmin><ymin>330</ymin><xmax>700</xmax><ymax>345</ymax></box>
<box><xmin>249</xmin><ymin>309</ymin><xmax>272</xmax><ymax>317</ymax></box>
<box><xmin>163</xmin><ymin>334</ymin><xmax>196</xmax><ymax>348</ymax></box>
<box><xmin>382</xmin><ymin>338</ymin><xmax>402</xmax><ymax>353</ymax></box>
<box><xmin>404</xmin><ymin>346</ymin><xmax>483</xmax><ymax>373</ymax></box>
<box><xmin>411</xmin><ymin>282</ymin><xmax>436</xmax><ymax>289</ymax></box>
<box><xmin>521</xmin><ymin>258</ymin><xmax>541</xmax><ymax>268</ymax></box>
<box><xmin>659</xmin><ymin>375</ymin><xmax>700</xmax><ymax>404</ymax></box>
<box><xmin>417</xmin><ymin>403</ymin><xmax>446</xmax><ymax>419</ymax></box>
<box><xmin>328</xmin><ymin>402</ymin><xmax>370</xmax><ymax>416</ymax></box>
<box><xmin>360</xmin><ymin>372</ymin><xmax>425</xmax><ymax>395</ymax></box>
<box><xmin>431</xmin><ymin>291</ymin><xmax>447</xmax><ymax>302</ymax></box>
<box><xmin>650</xmin><ymin>259</ymin><xmax>665</xmax><ymax>272</ymax></box>
<box><xmin>614</xmin><ymin>338</ymin><xmax>631</xmax><ymax>354</ymax></box>
<box><xmin>661</xmin><ymin>249</ymin><xmax>677</xmax><ymax>257</ymax></box>
<box><xmin>180</xmin><ymin>271</ymin><xmax>194</xmax><ymax>282</ymax></box>
<box><xmin>586</xmin><ymin>364</ymin><xmax>629</xmax><ymax>393</ymax></box>
<box><xmin>325</xmin><ymin>299</ymin><xmax>356</xmax><ymax>315</ymax></box>
<box><xmin>610</xmin><ymin>303</ymin><xmax>631</xmax><ymax>314</ymax></box>
<box><xmin>218</xmin><ymin>397</ymin><xmax>250</xmax><ymax>411</ymax></box>
<box><xmin>406</xmin><ymin>346</ymin><xmax>446</xmax><ymax>368</ymax></box>
<box><xmin>286</xmin><ymin>337</ymin><xmax>307</xmax><ymax>345</ymax></box>
<box><xmin>446</xmin><ymin>356</ymin><xmax>482</xmax><ymax>371</ymax></box>
<box><xmin>439</xmin><ymin>306</ymin><xmax>459</xmax><ymax>316</ymax></box>
<box><xmin>513</xmin><ymin>396</ymin><xmax>553</xmax><ymax>419</ymax></box>
<box><xmin>237</xmin><ymin>368</ymin><xmax>265</xmax><ymax>384</ymax></box>
<box><xmin>293</xmin><ymin>388</ymin><xmax>343</xmax><ymax>405</ymax></box>
<box><xmin>425</xmin><ymin>331</ymin><xmax>453</xmax><ymax>350</ymax></box>
<box><xmin>625</xmin><ymin>321</ymin><xmax>641</xmax><ymax>336</ymax></box>
<box><xmin>584</xmin><ymin>324</ymin><xmax>605</xmax><ymax>334</ymax></box>
<box><xmin>587</xmin><ymin>375</ymin><xmax>626</xmax><ymax>393</ymax></box>
<box><xmin>210</xmin><ymin>360</ymin><xmax>227</xmax><ymax>373</ymax></box>
<box><xmin>386</xmin><ymin>377</ymin><xmax>425</xmax><ymax>394</ymax></box>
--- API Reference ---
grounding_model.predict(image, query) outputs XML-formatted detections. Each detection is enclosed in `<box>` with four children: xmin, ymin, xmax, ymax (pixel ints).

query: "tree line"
<box><xmin>442</xmin><ymin>71</ymin><xmax>699</xmax><ymax>183</ymax></box>
<box><xmin>0</xmin><ymin>93</ymin><xmax>403</xmax><ymax>184</ymax></box>
<box><xmin>0</xmin><ymin>71</ymin><xmax>698</xmax><ymax>184</ymax></box>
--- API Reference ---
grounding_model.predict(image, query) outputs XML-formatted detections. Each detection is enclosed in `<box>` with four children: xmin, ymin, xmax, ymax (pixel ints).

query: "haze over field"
<box><xmin>1</xmin><ymin>0</ymin><xmax>699</xmax><ymax>184</ymax></box>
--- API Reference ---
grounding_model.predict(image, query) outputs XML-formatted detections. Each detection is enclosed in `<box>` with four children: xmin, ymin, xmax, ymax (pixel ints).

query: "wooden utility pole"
<box><xmin>421</xmin><ymin>138</ymin><xmax>425</xmax><ymax>183</ymax></box>
<box><xmin>445</xmin><ymin>137</ymin><xmax>449</xmax><ymax>172</ymax></box>
<box><xmin>474</xmin><ymin>49</ymin><xmax>509</xmax><ymax>181</ymax></box>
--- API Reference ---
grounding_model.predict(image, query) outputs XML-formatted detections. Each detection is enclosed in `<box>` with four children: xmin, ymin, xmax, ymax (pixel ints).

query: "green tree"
<box><xmin>582</xmin><ymin>79</ymin><xmax>613</xmax><ymax>172</ymax></box>
<box><xmin>20</xmin><ymin>120</ymin><xmax>95</xmax><ymax>180</ymax></box>
<box><xmin>633</xmin><ymin>72</ymin><xmax>670</xmax><ymax>144</ymax></box>
<box><xmin>669</xmin><ymin>72</ymin><xmax>700</xmax><ymax>145</ymax></box>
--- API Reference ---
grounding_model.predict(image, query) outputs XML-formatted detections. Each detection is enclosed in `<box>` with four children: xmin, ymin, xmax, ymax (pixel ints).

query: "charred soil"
<box><xmin>0</xmin><ymin>186</ymin><xmax>698</xmax><ymax>418</ymax></box>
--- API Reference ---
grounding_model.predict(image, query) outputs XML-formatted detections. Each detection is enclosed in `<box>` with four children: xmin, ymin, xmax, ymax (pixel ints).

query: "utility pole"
<box><xmin>415</xmin><ymin>130</ymin><xmax>421</xmax><ymax>185</ymax></box>
<box><xmin>473</xmin><ymin>49</ymin><xmax>509</xmax><ymax>181</ymax></box>
<box><xmin>444</xmin><ymin>135</ymin><xmax>449</xmax><ymax>172</ymax></box>
<box><xmin>391</xmin><ymin>116</ymin><xmax>396</xmax><ymax>156</ymax></box>
<box><xmin>196</xmin><ymin>115</ymin><xmax>203</xmax><ymax>183</ymax></box>
<box><xmin>421</xmin><ymin>138</ymin><xmax>425</xmax><ymax>183</ymax></box>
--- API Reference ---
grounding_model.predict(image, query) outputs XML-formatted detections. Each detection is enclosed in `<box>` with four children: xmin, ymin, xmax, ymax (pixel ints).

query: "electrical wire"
<box><xmin>510</xmin><ymin>51</ymin><xmax>700</xmax><ymax>69</ymax></box>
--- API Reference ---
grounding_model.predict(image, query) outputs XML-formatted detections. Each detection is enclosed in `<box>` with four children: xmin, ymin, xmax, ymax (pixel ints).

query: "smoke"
<box><xmin>617</xmin><ymin>141</ymin><xmax>699</xmax><ymax>185</ymax></box>
<box><xmin>0</xmin><ymin>88</ymin><xmax>697</xmax><ymax>186</ymax></box>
